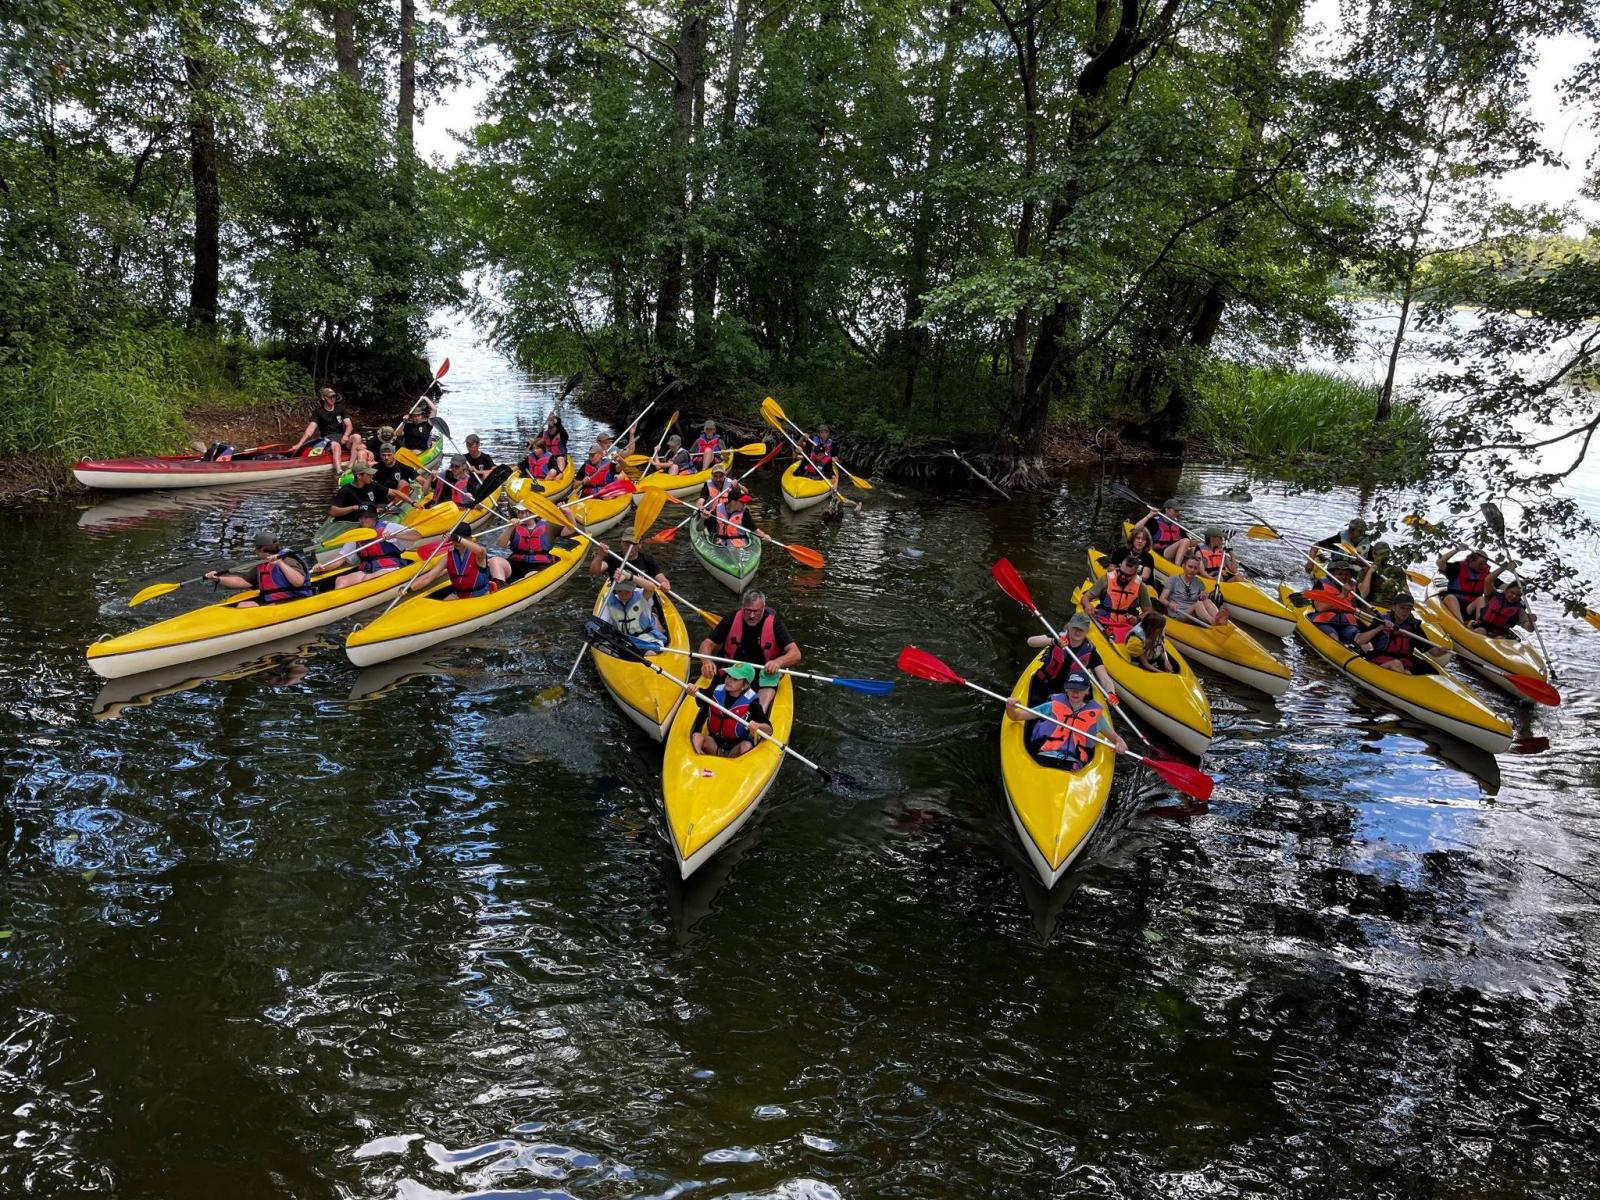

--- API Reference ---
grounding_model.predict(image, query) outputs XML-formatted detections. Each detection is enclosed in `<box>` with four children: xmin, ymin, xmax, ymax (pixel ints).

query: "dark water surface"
<box><xmin>4</xmin><ymin>340</ymin><xmax>1599</xmax><ymax>1199</ymax></box>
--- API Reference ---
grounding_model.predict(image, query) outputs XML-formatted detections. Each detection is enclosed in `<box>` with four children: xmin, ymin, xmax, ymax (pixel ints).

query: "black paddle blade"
<box><xmin>1108</xmin><ymin>481</ymin><xmax>1142</xmax><ymax>506</ymax></box>
<box><xmin>583</xmin><ymin>616</ymin><xmax>650</xmax><ymax>664</ymax></box>
<box><xmin>431</xmin><ymin>415</ymin><xmax>452</xmax><ymax>439</ymax></box>
<box><xmin>559</xmin><ymin>370</ymin><xmax>586</xmax><ymax>401</ymax></box>
<box><xmin>1480</xmin><ymin>501</ymin><xmax>1507</xmax><ymax>538</ymax></box>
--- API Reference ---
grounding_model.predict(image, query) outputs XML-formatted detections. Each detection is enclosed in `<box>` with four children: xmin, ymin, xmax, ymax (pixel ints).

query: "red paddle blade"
<box><xmin>992</xmin><ymin>557</ymin><xmax>1036</xmax><ymax>612</ymax></box>
<box><xmin>897</xmin><ymin>645</ymin><xmax>966</xmax><ymax>685</ymax></box>
<box><xmin>749</xmin><ymin>447</ymin><xmax>781</xmax><ymax>472</ymax></box>
<box><xmin>650</xmin><ymin>525</ymin><xmax>680</xmax><ymax>543</ymax></box>
<box><xmin>596</xmin><ymin>478</ymin><xmax>637</xmax><ymax>498</ymax></box>
<box><xmin>1505</xmin><ymin>673</ymin><xmax>1561</xmax><ymax>706</ymax></box>
<box><xmin>786</xmin><ymin>544</ymin><xmax>825</xmax><ymax>568</ymax></box>
<box><xmin>435</xmin><ymin>358</ymin><xmax>450</xmax><ymax>380</ymax></box>
<box><xmin>1148</xmin><ymin>757</ymin><xmax>1215</xmax><ymax>802</ymax></box>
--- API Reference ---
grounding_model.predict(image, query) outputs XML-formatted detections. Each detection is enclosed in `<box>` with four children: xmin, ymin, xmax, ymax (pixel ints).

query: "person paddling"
<box><xmin>432</xmin><ymin>456</ymin><xmax>476</xmax><ymax>507</ymax></box>
<box><xmin>463</xmin><ymin>434</ymin><xmax>495</xmax><ymax>483</ymax></box>
<box><xmin>693</xmin><ymin>420</ymin><xmax>723</xmax><ymax>471</ymax></box>
<box><xmin>1469</xmin><ymin>579</ymin><xmax>1538</xmax><ymax>638</ymax></box>
<box><xmin>1160</xmin><ymin>551</ymin><xmax>1230</xmax><ymax>627</ymax></box>
<box><xmin>1082</xmin><ymin>550</ymin><xmax>1153</xmax><ymax>642</ymax></box>
<box><xmin>690</xmin><ymin>661</ymin><xmax>773</xmax><ymax>759</ymax></box>
<box><xmin>503</xmin><ymin>504</ymin><xmax>575</xmax><ymax>582</ymax></box>
<box><xmin>1004</xmin><ymin>669</ymin><xmax>1127</xmax><ymax>771</ymax></box>
<box><xmin>372</xmin><ymin>443</ymin><xmax>417</xmax><ymax>506</ymax></box>
<box><xmin>1194</xmin><ymin>527</ymin><xmax>1239</xmax><ymax>584</ymax></box>
<box><xmin>799</xmin><ymin>423</ymin><xmax>836</xmax><ymax>478</ymax></box>
<box><xmin>334</xmin><ymin>507</ymin><xmax>408</xmax><ymax>589</ymax></box>
<box><xmin>413</xmin><ymin>522</ymin><xmax>510</xmax><ymax>599</ymax></box>
<box><xmin>1131</xmin><ymin>499</ymin><xmax>1187</xmax><ymax>563</ymax></box>
<box><xmin>1354</xmin><ymin>594</ymin><xmax>1432</xmax><ymax>673</ymax></box>
<box><xmin>706</xmin><ymin>490</ymin><xmax>764</xmax><ymax>549</ymax></box>
<box><xmin>205</xmin><ymin>534</ymin><xmax>313</xmax><ymax>608</ymax></box>
<box><xmin>698</xmin><ymin>590</ymin><xmax>801</xmax><ymax>710</ymax></box>
<box><xmin>1025</xmin><ymin>612</ymin><xmax>1118</xmax><ymax>706</ymax></box>
<box><xmin>650</xmin><ymin>433</ymin><xmax>693</xmax><ymax>475</ymax></box>
<box><xmin>399</xmin><ymin>405</ymin><xmax>434</xmax><ymax>453</ymax></box>
<box><xmin>1307</xmin><ymin>560</ymin><xmax>1362</xmax><ymax>645</ymax></box>
<box><xmin>1315</xmin><ymin>517</ymin><xmax>1372</xmax><ymax>563</ymax></box>
<box><xmin>578</xmin><ymin>443</ymin><xmax>618</xmax><ymax>498</ymax></box>
<box><xmin>1437</xmin><ymin>543</ymin><xmax>1505</xmax><ymax>623</ymax></box>
<box><xmin>600</xmin><ymin>572</ymin><xmax>667</xmax><ymax>652</ymax></box>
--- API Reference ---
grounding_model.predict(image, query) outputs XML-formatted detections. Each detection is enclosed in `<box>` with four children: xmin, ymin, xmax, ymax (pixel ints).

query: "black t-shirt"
<box><xmin>333</xmin><ymin>481</ymin><xmax>381</xmax><ymax>510</ymax></box>
<box><xmin>601</xmin><ymin>546</ymin><xmax>661</xmax><ymax>579</ymax></box>
<box><xmin>1112</xmin><ymin>545</ymin><xmax>1155</xmax><ymax>579</ymax></box>
<box><xmin>373</xmin><ymin>461</ymin><xmax>416</xmax><ymax>495</ymax></box>
<box><xmin>691</xmin><ymin>691</ymin><xmax>771</xmax><ymax>737</ymax></box>
<box><xmin>707</xmin><ymin>607</ymin><xmax>795</xmax><ymax>662</ymax></box>
<box><xmin>399</xmin><ymin>419</ymin><xmax>433</xmax><ymax>452</ymax></box>
<box><xmin>465</xmin><ymin>450</ymin><xmax>495</xmax><ymax>474</ymax></box>
<box><xmin>311</xmin><ymin>403</ymin><xmax>348</xmax><ymax>439</ymax></box>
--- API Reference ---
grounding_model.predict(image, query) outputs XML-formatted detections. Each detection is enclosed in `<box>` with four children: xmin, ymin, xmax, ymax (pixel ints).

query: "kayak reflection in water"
<box><xmin>690</xmin><ymin>661</ymin><xmax>772</xmax><ymax>759</ymax></box>
<box><xmin>205</xmin><ymin>533</ymin><xmax>313</xmax><ymax>608</ymax></box>
<box><xmin>1004</xmin><ymin>670</ymin><xmax>1126</xmax><ymax>771</ymax></box>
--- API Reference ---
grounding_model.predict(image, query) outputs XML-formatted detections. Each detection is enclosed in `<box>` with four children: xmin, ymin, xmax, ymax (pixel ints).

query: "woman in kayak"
<box><xmin>205</xmin><ymin>534</ymin><xmax>314</xmax><ymax>608</ymax></box>
<box><xmin>690</xmin><ymin>661</ymin><xmax>773</xmax><ymax>759</ymax></box>
<box><xmin>1160</xmin><ymin>551</ymin><xmax>1230</xmax><ymax>627</ymax></box>
<box><xmin>1113</xmin><ymin>526</ymin><xmax>1158</xmax><ymax>584</ymax></box>
<box><xmin>1195</xmin><ymin>528</ymin><xmax>1240</xmax><ymax>584</ymax></box>
<box><xmin>1024</xmin><ymin>612</ymin><xmax>1118</xmax><ymax>706</ymax></box>
<box><xmin>1469</xmin><ymin>579</ymin><xmax>1538</xmax><ymax>638</ymax></box>
<box><xmin>1004</xmin><ymin>670</ymin><xmax>1126</xmax><ymax>771</ymax></box>
<box><xmin>1131</xmin><ymin>499</ymin><xmax>1187</xmax><ymax>563</ymax></box>
<box><xmin>1353</xmin><ymin>595</ymin><xmax>1431</xmax><ymax>673</ymax></box>
<box><xmin>543</xmin><ymin>412</ymin><xmax>570</xmax><ymax>458</ymax></box>
<box><xmin>1131</xmin><ymin>613</ymin><xmax>1179</xmax><ymax>673</ymax></box>
<box><xmin>334</xmin><ymin>507</ymin><xmax>409</xmax><ymax>589</ymax></box>
<box><xmin>520</xmin><ymin>433</ymin><xmax>566</xmax><ymax>480</ymax></box>
<box><xmin>432</xmin><ymin>457</ymin><xmax>476</xmax><ymax>507</ymax></box>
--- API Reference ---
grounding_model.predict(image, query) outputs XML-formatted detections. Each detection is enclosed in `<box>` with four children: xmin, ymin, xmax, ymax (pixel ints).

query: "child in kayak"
<box><xmin>1005</xmin><ymin>670</ymin><xmax>1126</xmax><ymax>771</ymax></box>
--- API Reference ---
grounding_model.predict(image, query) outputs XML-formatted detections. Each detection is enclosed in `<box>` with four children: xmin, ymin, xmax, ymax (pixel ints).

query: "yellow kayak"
<box><xmin>589</xmin><ymin>585</ymin><xmax>690</xmax><ymax>740</ymax></box>
<box><xmin>662</xmin><ymin>673</ymin><xmax>795</xmax><ymax>878</ymax></box>
<box><xmin>1304</xmin><ymin>553</ymin><xmax>1454</xmax><ymax>652</ymax></box>
<box><xmin>1070</xmin><ymin>581</ymin><xmax>1213</xmax><ymax>757</ymax></box>
<box><xmin>1418</xmin><ymin>592</ymin><xmax>1548</xmax><ymax>702</ymax></box>
<box><xmin>526</xmin><ymin>459</ymin><xmax>576</xmax><ymax>502</ymax></box>
<box><xmin>1001</xmin><ymin>651</ymin><xmax>1115</xmax><ymax>887</ymax></box>
<box><xmin>344</xmin><ymin>542</ymin><xmax>587</xmax><ymax>667</ymax></box>
<box><xmin>1088</xmin><ymin>549</ymin><xmax>1290</xmax><ymax>696</ymax></box>
<box><xmin>780</xmin><ymin>462</ymin><xmax>838</xmax><ymax>512</ymax></box>
<box><xmin>636</xmin><ymin>452</ymin><xmax>735</xmax><ymax>500</ymax></box>
<box><xmin>88</xmin><ymin>550</ymin><xmax>439</xmax><ymax>679</ymax></box>
<box><xmin>509</xmin><ymin>476</ymin><xmax>631</xmax><ymax>536</ymax></box>
<box><xmin>1280</xmin><ymin>585</ymin><xmax>1512</xmax><ymax>754</ymax></box>
<box><xmin>1122</xmin><ymin>520</ymin><xmax>1294</xmax><ymax>637</ymax></box>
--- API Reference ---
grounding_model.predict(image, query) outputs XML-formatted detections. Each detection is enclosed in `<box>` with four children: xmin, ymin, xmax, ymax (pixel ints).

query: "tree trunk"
<box><xmin>701</xmin><ymin>0</ymin><xmax>751</xmax><ymax>315</ymax></box>
<box><xmin>397</xmin><ymin>0</ymin><xmax>416</xmax><ymax>153</ymax></box>
<box><xmin>1377</xmin><ymin>281</ymin><xmax>1414</xmax><ymax>422</ymax></box>
<box><xmin>183</xmin><ymin>46</ymin><xmax>220</xmax><ymax>328</ymax></box>
<box><xmin>902</xmin><ymin>17</ymin><xmax>961</xmax><ymax>411</ymax></box>
<box><xmin>333</xmin><ymin>7</ymin><xmax>358</xmax><ymax>79</ymax></box>
<box><xmin>652</xmin><ymin>0</ymin><xmax>708</xmax><ymax>350</ymax></box>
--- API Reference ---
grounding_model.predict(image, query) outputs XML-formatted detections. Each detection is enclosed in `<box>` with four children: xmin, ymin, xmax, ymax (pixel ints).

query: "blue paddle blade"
<box><xmin>834</xmin><ymin>677</ymin><xmax>895</xmax><ymax>695</ymax></box>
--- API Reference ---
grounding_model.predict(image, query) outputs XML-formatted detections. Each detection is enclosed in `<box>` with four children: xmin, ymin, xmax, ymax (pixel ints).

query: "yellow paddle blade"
<box><xmin>844</xmin><ymin>469</ymin><xmax>873</xmax><ymax>491</ymax></box>
<box><xmin>1246</xmin><ymin>525</ymin><xmax>1280</xmax><ymax>540</ymax></box>
<box><xmin>623</xmin><ymin>453</ymin><xmax>653</xmax><ymax>467</ymax></box>
<box><xmin>1406</xmin><ymin>569</ymin><xmax>1432</xmax><ymax>586</ymax></box>
<box><xmin>1402</xmin><ymin>513</ymin><xmax>1441</xmax><ymax>533</ymax></box>
<box><xmin>633</xmin><ymin>488</ymin><xmax>667</xmax><ymax>540</ymax></box>
<box><xmin>128</xmin><ymin>581</ymin><xmax>181</xmax><ymax>607</ymax></box>
<box><xmin>1585</xmin><ymin>610</ymin><xmax>1600</xmax><ymax>631</ymax></box>
<box><xmin>664</xmin><ymin>408</ymin><xmax>679</xmax><ymax>430</ymax></box>
<box><xmin>732</xmin><ymin>441</ymin><xmax>767</xmax><ymax>456</ymax></box>
<box><xmin>325</xmin><ymin>528</ymin><xmax>378</xmax><ymax>546</ymax></box>
<box><xmin>395</xmin><ymin>448</ymin><xmax>422</xmax><ymax>470</ymax></box>
<box><xmin>522</xmin><ymin>491</ymin><xmax>569</xmax><ymax>528</ymax></box>
<box><xmin>761</xmin><ymin>395</ymin><xmax>787</xmax><ymax>424</ymax></box>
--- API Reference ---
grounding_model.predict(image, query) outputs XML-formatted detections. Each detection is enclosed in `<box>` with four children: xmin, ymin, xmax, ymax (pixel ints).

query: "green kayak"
<box><xmin>691</xmin><ymin>518</ymin><xmax>762</xmax><ymax>593</ymax></box>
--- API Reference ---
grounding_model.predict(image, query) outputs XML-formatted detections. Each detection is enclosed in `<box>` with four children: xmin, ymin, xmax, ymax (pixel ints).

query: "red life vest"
<box><xmin>544</xmin><ymin>427</ymin><xmax>567</xmax><ymax>455</ymax></box>
<box><xmin>1200</xmin><ymin>545</ymin><xmax>1228</xmax><ymax>574</ymax></box>
<box><xmin>446</xmin><ymin>547</ymin><xmax>492</xmax><ymax>598</ymax></box>
<box><xmin>1095</xmin><ymin>572</ymin><xmax>1143</xmax><ymax>624</ymax></box>
<box><xmin>259</xmin><ymin>556</ymin><xmax>313</xmax><ymax>604</ymax></box>
<box><xmin>356</xmin><ymin>538</ymin><xmax>404</xmax><ymax>572</ymax></box>
<box><xmin>724</xmin><ymin>608</ymin><xmax>780</xmax><ymax>664</ymax></box>
<box><xmin>694</xmin><ymin>434</ymin><xmax>722</xmax><ymax>458</ymax></box>
<box><xmin>580</xmin><ymin>459</ymin><xmax>615</xmax><ymax>496</ymax></box>
<box><xmin>434</xmin><ymin>474</ymin><xmax>472</xmax><ymax>506</ymax></box>
<box><xmin>509</xmin><ymin>521</ymin><xmax>555</xmax><ymax>565</ymax></box>
<box><xmin>1371</xmin><ymin>616</ymin><xmax>1420</xmax><ymax>660</ymax></box>
<box><xmin>525</xmin><ymin>451</ymin><xmax>554</xmax><ymax>478</ymax></box>
<box><xmin>1448</xmin><ymin>559</ymin><xmax>1489</xmax><ymax>601</ymax></box>
<box><xmin>1043</xmin><ymin>639</ymin><xmax>1097</xmax><ymax>683</ymax></box>
<box><xmin>1031</xmin><ymin>698</ymin><xmax>1102</xmax><ymax>768</ymax></box>
<box><xmin>713</xmin><ymin>504</ymin><xmax>752</xmax><ymax>547</ymax></box>
<box><xmin>804</xmin><ymin>436</ymin><xmax>834</xmax><ymax>474</ymax></box>
<box><xmin>1150</xmin><ymin>515</ymin><xmax>1183</xmax><ymax>548</ymax></box>
<box><xmin>705</xmin><ymin>685</ymin><xmax>758</xmax><ymax>745</ymax></box>
<box><xmin>1477</xmin><ymin>591</ymin><xmax>1523</xmax><ymax>636</ymax></box>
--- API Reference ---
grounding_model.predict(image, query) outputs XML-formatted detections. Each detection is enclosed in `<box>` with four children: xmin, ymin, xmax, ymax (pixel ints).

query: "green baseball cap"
<box><xmin>725</xmin><ymin>662</ymin><xmax>757</xmax><ymax>682</ymax></box>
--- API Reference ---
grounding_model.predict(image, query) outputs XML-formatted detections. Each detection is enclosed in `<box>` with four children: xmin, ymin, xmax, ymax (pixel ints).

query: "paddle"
<box><xmin>759</xmin><ymin>397</ymin><xmax>865</xmax><ymax>514</ymax></box>
<box><xmin>583</xmin><ymin>619</ymin><xmax>846</xmax><ymax>786</ymax></box>
<box><xmin>1107</xmin><ymin>481</ymin><xmax>1238</xmax><ymax>603</ymax></box>
<box><xmin>990</xmin><ymin>557</ymin><xmax>1164</xmax><ymax>753</ymax></box>
<box><xmin>651</xmin><ymin>446</ymin><xmax>783</xmax><ymax>543</ymax></box>
<box><xmin>896</xmin><ymin>645</ymin><xmax>1214</xmax><ymax>802</ymax></box>
<box><xmin>373</xmin><ymin>511</ymin><xmax>524</xmax><ymax>618</ymax></box>
<box><xmin>652</xmin><ymin>647</ymin><xmax>894</xmax><ymax>694</ymax></box>
<box><xmin>563</xmin><ymin>488</ymin><xmax>670</xmax><ymax>681</ymax></box>
<box><xmin>760</xmin><ymin>396</ymin><xmax>872</xmax><ymax>491</ymax></box>
<box><xmin>1245</xmin><ymin>515</ymin><xmax>1433</xmax><ymax>588</ymax></box>
<box><xmin>661</xmin><ymin>493</ymin><xmax>825</xmax><ymax>568</ymax></box>
<box><xmin>1480</xmin><ymin>501</ymin><xmax>1561</xmax><ymax>673</ymax></box>
<box><xmin>630</xmin><ymin>407</ymin><xmax>680</xmax><ymax>474</ymax></box>
<box><xmin>127</xmin><ymin>529</ymin><xmax>377</xmax><ymax>606</ymax></box>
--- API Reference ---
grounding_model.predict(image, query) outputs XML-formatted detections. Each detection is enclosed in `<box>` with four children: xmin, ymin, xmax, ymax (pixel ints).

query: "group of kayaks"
<box><xmin>993</xmin><ymin>516</ymin><xmax>1555</xmax><ymax>889</ymax></box>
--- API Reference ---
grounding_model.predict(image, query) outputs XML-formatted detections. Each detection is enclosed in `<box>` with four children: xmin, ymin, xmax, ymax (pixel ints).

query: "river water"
<box><xmin>3</xmin><ymin>335</ymin><xmax>1598</xmax><ymax>1199</ymax></box>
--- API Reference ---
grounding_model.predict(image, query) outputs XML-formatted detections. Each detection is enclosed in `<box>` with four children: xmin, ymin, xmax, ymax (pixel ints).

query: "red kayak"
<box><xmin>73</xmin><ymin>442</ymin><xmax>337</xmax><ymax>490</ymax></box>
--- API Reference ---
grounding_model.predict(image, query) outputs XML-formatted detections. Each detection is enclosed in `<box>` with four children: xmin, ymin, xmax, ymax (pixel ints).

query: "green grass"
<box><xmin>1191</xmin><ymin>362</ymin><xmax>1433</xmax><ymax>480</ymax></box>
<box><xmin>0</xmin><ymin>324</ymin><xmax>310</xmax><ymax>473</ymax></box>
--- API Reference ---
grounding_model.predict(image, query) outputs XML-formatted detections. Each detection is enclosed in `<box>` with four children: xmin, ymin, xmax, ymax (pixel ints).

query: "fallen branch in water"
<box><xmin>946</xmin><ymin>450</ymin><xmax>1011</xmax><ymax>500</ymax></box>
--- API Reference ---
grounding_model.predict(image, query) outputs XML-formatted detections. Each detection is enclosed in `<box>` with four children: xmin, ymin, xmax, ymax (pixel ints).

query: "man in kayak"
<box><xmin>693</xmin><ymin>420</ymin><xmax>723</xmax><ymax>470</ymax></box>
<box><xmin>329</xmin><ymin>463</ymin><xmax>384</xmax><ymax>519</ymax></box>
<box><xmin>205</xmin><ymin>534</ymin><xmax>314</xmax><ymax>607</ymax></box>
<box><xmin>1025</xmin><ymin>613</ymin><xmax>1118</xmax><ymax>706</ymax></box>
<box><xmin>699</xmin><ymin>590</ymin><xmax>801</xmax><ymax>710</ymax></box>
<box><xmin>503</xmin><ymin>504</ymin><xmax>575</xmax><ymax>582</ymax></box>
<box><xmin>413</xmin><ymin>522</ymin><xmax>510</xmax><ymax>598</ymax></box>
<box><xmin>1004</xmin><ymin>670</ymin><xmax>1126</xmax><ymax>771</ymax></box>
<box><xmin>690</xmin><ymin>661</ymin><xmax>773</xmax><ymax>759</ymax></box>
<box><xmin>289</xmin><ymin>388</ymin><xmax>360</xmax><ymax>473</ymax></box>
<box><xmin>697</xmin><ymin>463</ymin><xmax>745</xmax><ymax>508</ymax></box>
<box><xmin>1436</xmin><ymin>542</ymin><xmax>1504</xmax><ymax>623</ymax></box>
<box><xmin>399</xmin><ymin>406</ymin><xmax>434</xmax><ymax>453</ymax></box>
<box><xmin>799</xmin><ymin>423</ymin><xmax>835</xmax><ymax>478</ymax></box>
<box><xmin>1159</xmin><ymin>551</ymin><xmax>1230</xmax><ymax>627</ymax></box>
<box><xmin>1131</xmin><ymin>499</ymin><xmax>1187</xmax><ymax>563</ymax></box>
<box><xmin>592</xmin><ymin>534</ymin><xmax>672</xmax><ymax>625</ymax></box>
<box><xmin>1469</xmin><ymin>579</ymin><xmax>1538</xmax><ymax>638</ymax></box>
<box><xmin>1354</xmin><ymin>594</ymin><xmax>1432</xmax><ymax>672</ymax></box>
<box><xmin>1082</xmin><ymin>550</ymin><xmax>1153</xmax><ymax>642</ymax></box>
<box><xmin>1357</xmin><ymin>541</ymin><xmax>1411</xmax><ymax>607</ymax></box>
<box><xmin>578</xmin><ymin>443</ymin><xmax>619</xmax><ymax>497</ymax></box>
<box><xmin>1307</xmin><ymin>561</ymin><xmax>1362</xmax><ymax>645</ymax></box>
<box><xmin>372</xmin><ymin>443</ymin><xmax>417</xmax><ymax>505</ymax></box>
<box><xmin>600</xmin><ymin>572</ymin><xmax>667</xmax><ymax>652</ymax></box>
<box><xmin>463</xmin><ymin>434</ymin><xmax>495</xmax><ymax>481</ymax></box>
<box><xmin>334</xmin><ymin>507</ymin><xmax>409</xmax><ymax>589</ymax></box>
<box><xmin>1314</xmin><ymin>517</ymin><xmax>1372</xmax><ymax>563</ymax></box>
<box><xmin>649</xmin><ymin>434</ymin><xmax>694</xmax><ymax>475</ymax></box>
